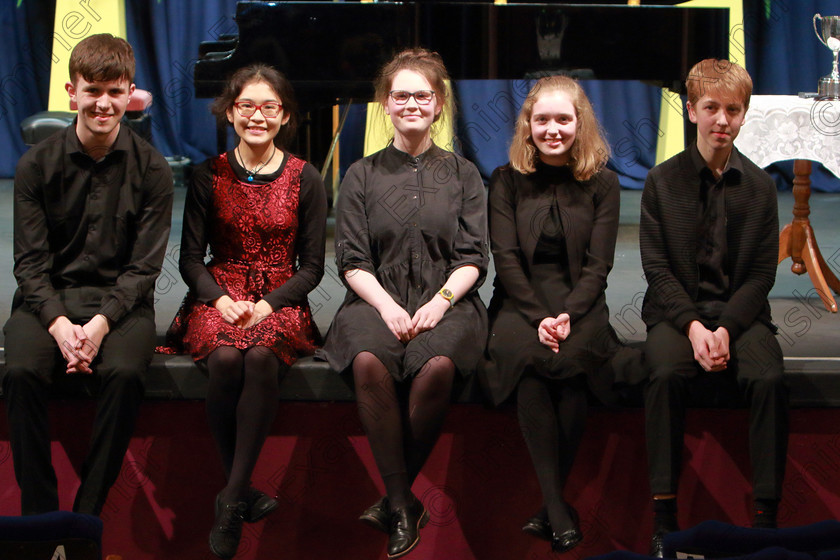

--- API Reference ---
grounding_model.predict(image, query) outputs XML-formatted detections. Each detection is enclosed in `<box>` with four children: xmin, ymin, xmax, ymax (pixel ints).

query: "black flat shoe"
<box><xmin>387</xmin><ymin>496</ymin><xmax>430</xmax><ymax>559</ymax></box>
<box><xmin>245</xmin><ymin>486</ymin><xmax>278</xmax><ymax>523</ymax></box>
<box><xmin>551</xmin><ymin>528</ymin><xmax>583</xmax><ymax>554</ymax></box>
<box><xmin>522</xmin><ymin>508</ymin><xmax>552</xmax><ymax>542</ymax></box>
<box><xmin>550</xmin><ymin>507</ymin><xmax>582</xmax><ymax>554</ymax></box>
<box><xmin>359</xmin><ymin>496</ymin><xmax>391</xmax><ymax>533</ymax></box>
<box><xmin>210</xmin><ymin>493</ymin><xmax>248</xmax><ymax>559</ymax></box>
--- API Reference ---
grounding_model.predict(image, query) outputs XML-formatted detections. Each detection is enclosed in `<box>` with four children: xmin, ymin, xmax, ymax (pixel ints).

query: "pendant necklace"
<box><xmin>236</xmin><ymin>144</ymin><xmax>276</xmax><ymax>182</ymax></box>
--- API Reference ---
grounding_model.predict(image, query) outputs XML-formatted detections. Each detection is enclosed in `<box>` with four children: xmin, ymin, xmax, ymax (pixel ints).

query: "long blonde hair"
<box><xmin>509</xmin><ymin>76</ymin><xmax>609</xmax><ymax>181</ymax></box>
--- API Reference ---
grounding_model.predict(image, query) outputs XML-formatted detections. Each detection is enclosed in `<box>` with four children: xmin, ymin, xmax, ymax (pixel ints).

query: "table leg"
<box><xmin>778</xmin><ymin>159</ymin><xmax>840</xmax><ymax>312</ymax></box>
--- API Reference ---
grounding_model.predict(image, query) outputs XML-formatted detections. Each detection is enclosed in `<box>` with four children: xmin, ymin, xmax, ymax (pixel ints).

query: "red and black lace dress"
<box><xmin>158</xmin><ymin>151</ymin><xmax>326</xmax><ymax>365</ymax></box>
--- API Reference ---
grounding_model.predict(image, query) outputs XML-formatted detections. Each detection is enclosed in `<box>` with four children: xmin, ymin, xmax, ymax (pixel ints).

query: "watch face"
<box><xmin>441</xmin><ymin>288</ymin><xmax>453</xmax><ymax>299</ymax></box>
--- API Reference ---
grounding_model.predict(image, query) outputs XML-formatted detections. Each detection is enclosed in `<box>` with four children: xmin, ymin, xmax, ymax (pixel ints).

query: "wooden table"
<box><xmin>735</xmin><ymin>95</ymin><xmax>840</xmax><ymax>312</ymax></box>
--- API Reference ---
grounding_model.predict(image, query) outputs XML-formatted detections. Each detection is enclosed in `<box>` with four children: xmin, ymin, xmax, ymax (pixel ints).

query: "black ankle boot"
<box><xmin>359</xmin><ymin>495</ymin><xmax>391</xmax><ymax>533</ymax></box>
<box><xmin>387</xmin><ymin>495</ymin><xmax>429</xmax><ymax>559</ymax></box>
<box><xmin>209</xmin><ymin>493</ymin><xmax>248</xmax><ymax>559</ymax></box>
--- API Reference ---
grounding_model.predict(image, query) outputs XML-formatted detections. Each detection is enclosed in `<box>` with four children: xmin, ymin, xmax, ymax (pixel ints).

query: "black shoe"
<box><xmin>753</xmin><ymin>511</ymin><xmax>778</xmax><ymax>529</ymax></box>
<box><xmin>550</xmin><ymin>506</ymin><xmax>582</xmax><ymax>554</ymax></box>
<box><xmin>359</xmin><ymin>496</ymin><xmax>391</xmax><ymax>533</ymax></box>
<box><xmin>650</xmin><ymin>530</ymin><xmax>671</xmax><ymax>558</ymax></box>
<box><xmin>387</xmin><ymin>496</ymin><xmax>430</xmax><ymax>559</ymax></box>
<box><xmin>522</xmin><ymin>508</ymin><xmax>552</xmax><ymax>542</ymax></box>
<box><xmin>245</xmin><ymin>487</ymin><xmax>278</xmax><ymax>523</ymax></box>
<box><xmin>210</xmin><ymin>493</ymin><xmax>248</xmax><ymax>559</ymax></box>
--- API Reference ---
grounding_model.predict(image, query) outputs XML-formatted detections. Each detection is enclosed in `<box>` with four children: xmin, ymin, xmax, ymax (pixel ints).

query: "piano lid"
<box><xmin>194</xmin><ymin>2</ymin><xmax>729</xmax><ymax>105</ymax></box>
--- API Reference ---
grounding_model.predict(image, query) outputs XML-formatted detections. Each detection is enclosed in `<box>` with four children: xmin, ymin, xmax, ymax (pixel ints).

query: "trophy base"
<box><xmin>817</xmin><ymin>77</ymin><xmax>840</xmax><ymax>100</ymax></box>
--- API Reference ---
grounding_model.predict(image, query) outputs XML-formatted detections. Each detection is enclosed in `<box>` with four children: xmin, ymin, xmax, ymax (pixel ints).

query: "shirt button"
<box><xmin>89</xmin><ymin>224</ymin><xmax>96</xmax><ymax>232</ymax></box>
<box><xmin>412</xmin><ymin>253</ymin><xmax>419</xmax><ymax>259</ymax></box>
<box><xmin>412</xmin><ymin>195</ymin><xmax>417</xmax><ymax>199</ymax></box>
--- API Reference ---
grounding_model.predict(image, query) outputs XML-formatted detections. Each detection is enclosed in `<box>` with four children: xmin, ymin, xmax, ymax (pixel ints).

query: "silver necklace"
<box><xmin>236</xmin><ymin>144</ymin><xmax>276</xmax><ymax>182</ymax></box>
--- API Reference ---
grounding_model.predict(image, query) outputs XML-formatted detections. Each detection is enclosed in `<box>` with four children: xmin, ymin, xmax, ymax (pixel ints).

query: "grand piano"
<box><xmin>194</xmin><ymin>1</ymin><xmax>729</xmax><ymax>164</ymax></box>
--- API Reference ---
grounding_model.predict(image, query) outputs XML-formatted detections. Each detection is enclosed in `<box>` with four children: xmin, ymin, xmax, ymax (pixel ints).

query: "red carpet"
<box><xmin>1</xmin><ymin>402</ymin><xmax>838</xmax><ymax>559</ymax></box>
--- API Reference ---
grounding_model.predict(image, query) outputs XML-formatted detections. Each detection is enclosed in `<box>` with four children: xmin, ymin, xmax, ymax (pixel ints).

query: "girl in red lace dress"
<box><xmin>159</xmin><ymin>64</ymin><xmax>326</xmax><ymax>559</ymax></box>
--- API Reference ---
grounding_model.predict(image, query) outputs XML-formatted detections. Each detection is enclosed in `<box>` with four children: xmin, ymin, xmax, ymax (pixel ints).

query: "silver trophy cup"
<box><xmin>814</xmin><ymin>14</ymin><xmax>840</xmax><ymax>100</ymax></box>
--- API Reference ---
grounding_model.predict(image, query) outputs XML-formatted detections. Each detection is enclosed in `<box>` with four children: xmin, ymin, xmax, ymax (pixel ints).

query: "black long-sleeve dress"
<box><xmin>317</xmin><ymin>143</ymin><xmax>489</xmax><ymax>381</ymax></box>
<box><xmin>481</xmin><ymin>163</ymin><xmax>644</xmax><ymax>405</ymax></box>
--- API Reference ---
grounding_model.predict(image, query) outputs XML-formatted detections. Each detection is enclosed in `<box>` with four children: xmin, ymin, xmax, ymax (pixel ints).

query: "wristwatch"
<box><xmin>438</xmin><ymin>288</ymin><xmax>454</xmax><ymax>307</ymax></box>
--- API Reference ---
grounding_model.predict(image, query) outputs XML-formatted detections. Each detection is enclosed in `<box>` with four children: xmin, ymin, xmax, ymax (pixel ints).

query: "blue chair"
<box><xmin>587</xmin><ymin>546</ymin><xmax>813</xmax><ymax>560</ymax></box>
<box><xmin>0</xmin><ymin>511</ymin><xmax>103</xmax><ymax>560</ymax></box>
<box><xmin>663</xmin><ymin>520</ymin><xmax>840</xmax><ymax>558</ymax></box>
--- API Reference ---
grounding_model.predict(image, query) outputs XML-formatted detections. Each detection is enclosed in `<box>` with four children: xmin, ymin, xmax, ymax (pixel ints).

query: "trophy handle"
<box><xmin>814</xmin><ymin>14</ymin><xmax>828</xmax><ymax>46</ymax></box>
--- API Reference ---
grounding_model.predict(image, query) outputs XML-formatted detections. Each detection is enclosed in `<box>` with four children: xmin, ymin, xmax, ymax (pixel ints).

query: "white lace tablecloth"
<box><xmin>734</xmin><ymin>95</ymin><xmax>840</xmax><ymax>179</ymax></box>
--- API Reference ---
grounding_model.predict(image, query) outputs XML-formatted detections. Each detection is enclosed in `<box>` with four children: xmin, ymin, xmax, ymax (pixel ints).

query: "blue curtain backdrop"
<box><xmin>1</xmin><ymin>0</ymin><xmax>839</xmax><ymax>191</ymax></box>
<box><xmin>0</xmin><ymin>0</ymin><xmax>54</xmax><ymax>178</ymax></box>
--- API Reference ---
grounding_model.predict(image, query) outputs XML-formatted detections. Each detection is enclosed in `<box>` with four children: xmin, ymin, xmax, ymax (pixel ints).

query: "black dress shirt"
<box><xmin>691</xmin><ymin>145</ymin><xmax>737</xmax><ymax>321</ymax></box>
<box><xmin>13</xmin><ymin>121</ymin><xmax>173</xmax><ymax>327</ymax></box>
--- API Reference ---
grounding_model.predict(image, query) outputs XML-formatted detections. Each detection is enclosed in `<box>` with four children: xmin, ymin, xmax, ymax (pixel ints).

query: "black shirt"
<box><xmin>690</xmin><ymin>144</ymin><xmax>737</xmax><ymax>321</ymax></box>
<box><xmin>13</xmin><ymin>121</ymin><xmax>173</xmax><ymax>327</ymax></box>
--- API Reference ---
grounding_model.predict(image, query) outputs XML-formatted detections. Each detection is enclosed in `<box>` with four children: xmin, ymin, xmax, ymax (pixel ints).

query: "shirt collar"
<box><xmin>65</xmin><ymin>117</ymin><xmax>130</xmax><ymax>159</ymax></box>
<box><xmin>690</xmin><ymin>141</ymin><xmax>743</xmax><ymax>181</ymax></box>
<box><xmin>385</xmin><ymin>141</ymin><xmax>441</xmax><ymax>164</ymax></box>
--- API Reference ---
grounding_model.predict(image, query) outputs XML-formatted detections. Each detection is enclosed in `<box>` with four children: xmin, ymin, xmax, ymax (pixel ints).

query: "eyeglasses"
<box><xmin>233</xmin><ymin>101</ymin><xmax>283</xmax><ymax>118</ymax></box>
<box><xmin>388</xmin><ymin>90</ymin><xmax>435</xmax><ymax>105</ymax></box>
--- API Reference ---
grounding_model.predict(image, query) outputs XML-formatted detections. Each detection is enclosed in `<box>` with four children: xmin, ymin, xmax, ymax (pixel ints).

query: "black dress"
<box><xmin>317</xmin><ymin>143</ymin><xmax>489</xmax><ymax>381</ymax></box>
<box><xmin>481</xmin><ymin>163</ymin><xmax>644</xmax><ymax>406</ymax></box>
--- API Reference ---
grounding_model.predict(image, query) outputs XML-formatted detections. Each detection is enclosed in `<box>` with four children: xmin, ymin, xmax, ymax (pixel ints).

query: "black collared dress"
<box><xmin>317</xmin><ymin>143</ymin><xmax>489</xmax><ymax>381</ymax></box>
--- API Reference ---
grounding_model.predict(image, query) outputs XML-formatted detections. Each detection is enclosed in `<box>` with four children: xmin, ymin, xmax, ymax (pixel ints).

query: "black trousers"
<box><xmin>2</xmin><ymin>288</ymin><xmax>153</xmax><ymax>515</ymax></box>
<box><xmin>644</xmin><ymin>320</ymin><xmax>788</xmax><ymax>501</ymax></box>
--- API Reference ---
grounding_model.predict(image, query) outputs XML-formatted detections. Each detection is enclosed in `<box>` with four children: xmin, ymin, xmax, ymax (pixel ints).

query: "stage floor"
<box><xmin>1</xmin><ymin>179</ymin><xmax>838</xmax><ymax>359</ymax></box>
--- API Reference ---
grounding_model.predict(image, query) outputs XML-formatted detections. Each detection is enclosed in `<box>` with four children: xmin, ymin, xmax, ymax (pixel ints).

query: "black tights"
<box><xmin>517</xmin><ymin>374</ymin><xmax>588</xmax><ymax>534</ymax></box>
<box><xmin>206</xmin><ymin>346</ymin><xmax>285</xmax><ymax>504</ymax></box>
<box><xmin>353</xmin><ymin>351</ymin><xmax>455</xmax><ymax>510</ymax></box>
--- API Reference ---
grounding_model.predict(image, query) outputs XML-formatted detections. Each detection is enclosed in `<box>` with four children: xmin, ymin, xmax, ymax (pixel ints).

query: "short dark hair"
<box><xmin>69</xmin><ymin>33</ymin><xmax>135</xmax><ymax>85</ymax></box>
<box><xmin>210</xmin><ymin>64</ymin><xmax>299</xmax><ymax>149</ymax></box>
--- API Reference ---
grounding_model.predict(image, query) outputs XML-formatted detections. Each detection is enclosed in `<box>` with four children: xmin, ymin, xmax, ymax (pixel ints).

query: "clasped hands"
<box><xmin>214</xmin><ymin>295</ymin><xmax>273</xmax><ymax>329</ymax></box>
<box><xmin>538</xmin><ymin>313</ymin><xmax>571</xmax><ymax>353</ymax></box>
<box><xmin>48</xmin><ymin>314</ymin><xmax>110</xmax><ymax>374</ymax></box>
<box><xmin>378</xmin><ymin>295</ymin><xmax>450</xmax><ymax>343</ymax></box>
<box><xmin>686</xmin><ymin>320</ymin><xmax>730</xmax><ymax>372</ymax></box>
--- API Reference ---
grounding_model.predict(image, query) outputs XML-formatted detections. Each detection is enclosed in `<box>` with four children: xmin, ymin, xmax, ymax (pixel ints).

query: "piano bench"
<box><xmin>0</xmin><ymin>346</ymin><xmax>839</xmax><ymax>407</ymax></box>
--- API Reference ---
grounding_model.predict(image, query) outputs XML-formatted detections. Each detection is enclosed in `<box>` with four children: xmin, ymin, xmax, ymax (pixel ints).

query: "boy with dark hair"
<box><xmin>3</xmin><ymin>33</ymin><xmax>172</xmax><ymax>516</ymax></box>
<box><xmin>640</xmin><ymin>59</ymin><xmax>788</xmax><ymax>556</ymax></box>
